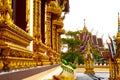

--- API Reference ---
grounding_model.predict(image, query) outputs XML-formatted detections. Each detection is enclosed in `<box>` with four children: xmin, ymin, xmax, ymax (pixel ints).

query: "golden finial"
<box><xmin>82</xmin><ymin>19</ymin><xmax>88</xmax><ymax>32</ymax></box>
<box><xmin>84</xmin><ymin>19</ymin><xmax>86</xmax><ymax>27</ymax></box>
<box><xmin>118</xmin><ymin>12</ymin><xmax>120</xmax><ymax>25</ymax></box>
<box><xmin>118</xmin><ymin>12</ymin><xmax>120</xmax><ymax>32</ymax></box>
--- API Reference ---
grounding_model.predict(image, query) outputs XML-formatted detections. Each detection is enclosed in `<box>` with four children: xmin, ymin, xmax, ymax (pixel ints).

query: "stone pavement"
<box><xmin>76</xmin><ymin>73</ymin><xmax>93</xmax><ymax>80</ymax></box>
<box><xmin>22</xmin><ymin>66</ymin><xmax>109</xmax><ymax>80</ymax></box>
<box><xmin>76</xmin><ymin>72</ymin><xmax>109</xmax><ymax>80</ymax></box>
<box><xmin>22</xmin><ymin>66</ymin><xmax>63</xmax><ymax>80</ymax></box>
<box><xmin>94</xmin><ymin>72</ymin><xmax>109</xmax><ymax>80</ymax></box>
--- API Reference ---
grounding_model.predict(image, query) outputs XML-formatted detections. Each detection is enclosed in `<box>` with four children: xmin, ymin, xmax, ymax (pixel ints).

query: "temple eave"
<box><xmin>57</xmin><ymin>29</ymin><xmax>65</xmax><ymax>34</ymax></box>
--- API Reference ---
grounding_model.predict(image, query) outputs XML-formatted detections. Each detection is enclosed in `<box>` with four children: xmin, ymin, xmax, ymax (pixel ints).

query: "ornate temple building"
<box><xmin>108</xmin><ymin>12</ymin><xmax>120</xmax><ymax>80</ymax></box>
<box><xmin>103</xmin><ymin>13</ymin><xmax>120</xmax><ymax>80</ymax></box>
<box><xmin>0</xmin><ymin>0</ymin><xmax>69</xmax><ymax>72</ymax></box>
<box><xmin>79</xmin><ymin>20</ymin><xmax>104</xmax><ymax>54</ymax></box>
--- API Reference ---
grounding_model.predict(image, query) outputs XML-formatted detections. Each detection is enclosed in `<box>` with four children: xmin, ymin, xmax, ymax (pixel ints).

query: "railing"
<box><xmin>77</xmin><ymin>64</ymin><xmax>109</xmax><ymax>73</ymax></box>
<box><xmin>78</xmin><ymin>63</ymin><xmax>109</xmax><ymax>68</ymax></box>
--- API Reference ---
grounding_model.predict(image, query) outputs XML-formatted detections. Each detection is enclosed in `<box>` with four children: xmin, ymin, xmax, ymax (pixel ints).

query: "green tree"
<box><xmin>61</xmin><ymin>30</ymin><xmax>84</xmax><ymax>64</ymax></box>
<box><xmin>92</xmin><ymin>49</ymin><xmax>102</xmax><ymax>63</ymax></box>
<box><xmin>61</xmin><ymin>52</ymin><xmax>84</xmax><ymax>64</ymax></box>
<box><xmin>61</xmin><ymin>38</ymin><xmax>82</xmax><ymax>52</ymax></box>
<box><xmin>61</xmin><ymin>30</ymin><xmax>83</xmax><ymax>52</ymax></box>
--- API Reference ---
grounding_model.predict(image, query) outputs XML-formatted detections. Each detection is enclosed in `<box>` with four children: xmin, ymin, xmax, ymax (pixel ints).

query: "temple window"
<box><xmin>41</xmin><ymin>0</ymin><xmax>46</xmax><ymax>43</ymax></box>
<box><xmin>12</xmin><ymin>0</ymin><xmax>27</xmax><ymax>31</ymax></box>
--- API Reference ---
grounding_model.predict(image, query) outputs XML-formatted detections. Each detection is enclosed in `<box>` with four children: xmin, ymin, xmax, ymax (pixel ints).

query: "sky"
<box><xmin>62</xmin><ymin>0</ymin><xmax>120</xmax><ymax>46</ymax></box>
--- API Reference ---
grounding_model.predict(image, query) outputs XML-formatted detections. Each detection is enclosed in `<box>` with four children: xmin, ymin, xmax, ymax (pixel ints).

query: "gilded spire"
<box><xmin>84</xmin><ymin>19</ymin><xmax>86</xmax><ymax>27</ymax></box>
<box><xmin>118</xmin><ymin>12</ymin><xmax>120</xmax><ymax>32</ymax></box>
<box><xmin>116</xmin><ymin>12</ymin><xmax>120</xmax><ymax>38</ymax></box>
<box><xmin>82</xmin><ymin>19</ymin><xmax>88</xmax><ymax>32</ymax></box>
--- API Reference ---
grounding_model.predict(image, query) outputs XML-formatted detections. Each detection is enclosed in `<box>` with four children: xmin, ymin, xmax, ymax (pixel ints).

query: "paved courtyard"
<box><xmin>76</xmin><ymin>73</ymin><xmax>93</xmax><ymax>80</ymax></box>
<box><xmin>76</xmin><ymin>72</ymin><xmax>109</xmax><ymax>80</ymax></box>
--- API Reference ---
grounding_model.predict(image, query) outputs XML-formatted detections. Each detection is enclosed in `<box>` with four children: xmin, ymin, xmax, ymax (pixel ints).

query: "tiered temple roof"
<box><xmin>79</xmin><ymin>21</ymin><xmax>104</xmax><ymax>54</ymax></box>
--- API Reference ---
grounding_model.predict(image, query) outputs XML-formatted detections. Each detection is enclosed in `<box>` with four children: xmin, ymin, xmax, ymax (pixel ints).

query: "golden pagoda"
<box><xmin>84</xmin><ymin>40</ymin><xmax>95</xmax><ymax>74</ymax></box>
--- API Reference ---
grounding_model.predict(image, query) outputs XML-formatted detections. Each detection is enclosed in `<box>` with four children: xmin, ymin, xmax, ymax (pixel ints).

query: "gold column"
<box><xmin>116</xmin><ymin>59</ymin><xmax>120</xmax><ymax>80</ymax></box>
<box><xmin>0</xmin><ymin>58</ymin><xmax>3</xmax><ymax>70</ymax></box>
<box><xmin>33</xmin><ymin>0</ymin><xmax>42</xmax><ymax>44</ymax></box>
<box><xmin>109</xmin><ymin>58</ymin><xmax>113</xmax><ymax>80</ymax></box>
<box><xmin>52</xmin><ymin>24</ymin><xmax>56</xmax><ymax>50</ymax></box>
<box><xmin>56</xmin><ymin>28</ymin><xmax>65</xmax><ymax>53</ymax></box>
<box><xmin>26</xmin><ymin>0</ymin><xmax>30</xmax><ymax>33</ymax></box>
<box><xmin>56</xmin><ymin>33</ymin><xmax>60</xmax><ymax>52</ymax></box>
<box><xmin>26</xmin><ymin>0</ymin><xmax>31</xmax><ymax>50</ymax></box>
<box><xmin>38</xmin><ymin>0</ymin><xmax>41</xmax><ymax>39</ymax></box>
<box><xmin>45</xmin><ymin>12</ymin><xmax>52</xmax><ymax>47</ymax></box>
<box><xmin>33</xmin><ymin>0</ymin><xmax>37</xmax><ymax>38</ymax></box>
<box><xmin>0</xmin><ymin>0</ymin><xmax>12</xmax><ymax>70</ymax></box>
<box><xmin>0</xmin><ymin>0</ymin><xmax>13</xmax><ymax>24</ymax></box>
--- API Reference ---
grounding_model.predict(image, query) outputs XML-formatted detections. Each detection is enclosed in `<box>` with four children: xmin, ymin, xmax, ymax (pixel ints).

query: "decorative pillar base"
<box><xmin>84</xmin><ymin>68</ymin><xmax>95</xmax><ymax>74</ymax></box>
<box><xmin>116</xmin><ymin>76</ymin><xmax>120</xmax><ymax>80</ymax></box>
<box><xmin>109</xmin><ymin>78</ymin><xmax>116</xmax><ymax>80</ymax></box>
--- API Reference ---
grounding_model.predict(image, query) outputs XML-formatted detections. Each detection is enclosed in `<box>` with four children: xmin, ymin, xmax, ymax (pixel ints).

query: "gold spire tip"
<box><xmin>84</xmin><ymin>19</ymin><xmax>86</xmax><ymax>27</ymax></box>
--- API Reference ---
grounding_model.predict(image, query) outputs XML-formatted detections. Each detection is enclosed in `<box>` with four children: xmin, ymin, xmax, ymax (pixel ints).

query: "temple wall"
<box><xmin>0</xmin><ymin>0</ymin><xmax>68</xmax><ymax>71</ymax></box>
